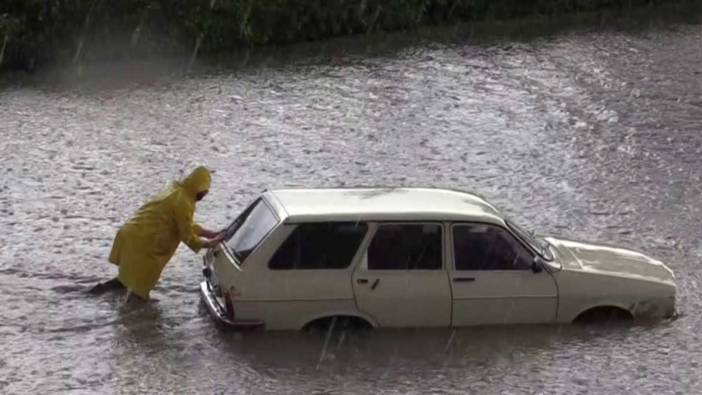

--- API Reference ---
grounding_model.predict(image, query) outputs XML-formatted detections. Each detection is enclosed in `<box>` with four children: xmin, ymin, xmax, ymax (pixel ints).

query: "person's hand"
<box><xmin>199</xmin><ymin>228</ymin><xmax>221</xmax><ymax>239</ymax></box>
<box><xmin>203</xmin><ymin>233</ymin><xmax>225</xmax><ymax>249</ymax></box>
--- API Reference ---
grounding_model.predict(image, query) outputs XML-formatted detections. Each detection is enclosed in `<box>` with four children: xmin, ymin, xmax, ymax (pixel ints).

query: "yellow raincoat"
<box><xmin>109</xmin><ymin>166</ymin><xmax>211</xmax><ymax>298</ymax></box>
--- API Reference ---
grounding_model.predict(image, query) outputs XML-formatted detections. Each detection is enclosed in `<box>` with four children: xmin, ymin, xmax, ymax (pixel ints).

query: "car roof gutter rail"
<box><xmin>262</xmin><ymin>190</ymin><xmax>289</xmax><ymax>223</ymax></box>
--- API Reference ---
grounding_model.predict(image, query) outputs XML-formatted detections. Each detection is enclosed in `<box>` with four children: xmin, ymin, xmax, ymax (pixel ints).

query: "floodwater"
<box><xmin>1</xmin><ymin>15</ymin><xmax>702</xmax><ymax>395</ymax></box>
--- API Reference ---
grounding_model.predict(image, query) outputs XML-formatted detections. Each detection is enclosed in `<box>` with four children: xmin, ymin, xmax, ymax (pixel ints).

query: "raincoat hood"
<box><xmin>180</xmin><ymin>166</ymin><xmax>211</xmax><ymax>198</ymax></box>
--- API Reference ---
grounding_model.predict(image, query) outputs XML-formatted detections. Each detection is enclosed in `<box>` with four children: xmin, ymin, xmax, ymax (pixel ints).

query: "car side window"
<box><xmin>453</xmin><ymin>224</ymin><xmax>532</xmax><ymax>270</ymax></box>
<box><xmin>269</xmin><ymin>222</ymin><xmax>367</xmax><ymax>270</ymax></box>
<box><xmin>367</xmin><ymin>224</ymin><xmax>442</xmax><ymax>270</ymax></box>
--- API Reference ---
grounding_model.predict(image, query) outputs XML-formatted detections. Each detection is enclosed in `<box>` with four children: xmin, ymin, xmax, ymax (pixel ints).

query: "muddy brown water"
<box><xmin>1</xmin><ymin>20</ymin><xmax>702</xmax><ymax>394</ymax></box>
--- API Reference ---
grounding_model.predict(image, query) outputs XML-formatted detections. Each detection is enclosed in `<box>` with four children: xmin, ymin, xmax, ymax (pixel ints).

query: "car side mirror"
<box><xmin>532</xmin><ymin>257</ymin><xmax>544</xmax><ymax>273</ymax></box>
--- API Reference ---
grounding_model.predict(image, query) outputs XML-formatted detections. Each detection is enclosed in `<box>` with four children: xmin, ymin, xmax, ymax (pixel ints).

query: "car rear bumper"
<box><xmin>199</xmin><ymin>281</ymin><xmax>265</xmax><ymax>330</ymax></box>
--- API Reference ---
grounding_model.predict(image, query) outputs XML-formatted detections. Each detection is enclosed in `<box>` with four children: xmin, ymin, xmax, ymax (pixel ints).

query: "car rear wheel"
<box><xmin>302</xmin><ymin>315</ymin><xmax>374</xmax><ymax>332</ymax></box>
<box><xmin>574</xmin><ymin>306</ymin><xmax>634</xmax><ymax>324</ymax></box>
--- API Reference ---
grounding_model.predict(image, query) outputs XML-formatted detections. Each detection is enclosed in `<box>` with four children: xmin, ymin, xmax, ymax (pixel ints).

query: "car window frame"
<box><xmin>450</xmin><ymin>222</ymin><xmax>535</xmax><ymax>272</ymax></box>
<box><xmin>364</xmin><ymin>221</ymin><xmax>445</xmax><ymax>271</ymax></box>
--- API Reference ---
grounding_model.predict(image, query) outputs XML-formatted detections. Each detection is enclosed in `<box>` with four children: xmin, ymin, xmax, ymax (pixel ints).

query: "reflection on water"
<box><xmin>1</xmin><ymin>15</ymin><xmax>702</xmax><ymax>394</ymax></box>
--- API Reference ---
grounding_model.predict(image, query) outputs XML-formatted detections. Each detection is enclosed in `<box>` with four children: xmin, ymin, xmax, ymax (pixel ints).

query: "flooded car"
<box><xmin>200</xmin><ymin>188</ymin><xmax>676</xmax><ymax>330</ymax></box>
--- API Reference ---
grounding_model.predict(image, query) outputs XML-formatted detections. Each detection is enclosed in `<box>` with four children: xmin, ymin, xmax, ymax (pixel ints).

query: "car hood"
<box><xmin>546</xmin><ymin>237</ymin><xmax>675</xmax><ymax>285</ymax></box>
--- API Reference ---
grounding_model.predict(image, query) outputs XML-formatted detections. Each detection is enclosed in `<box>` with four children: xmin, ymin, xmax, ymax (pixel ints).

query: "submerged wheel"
<box><xmin>574</xmin><ymin>306</ymin><xmax>634</xmax><ymax>324</ymax></box>
<box><xmin>302</xmin><ymin>316</ymin><xmax>373</xmax><ymax>332</ymax></box>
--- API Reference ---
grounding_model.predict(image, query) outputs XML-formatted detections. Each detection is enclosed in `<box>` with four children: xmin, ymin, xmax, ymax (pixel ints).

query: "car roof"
<box><xmin>263</xmin><ymin>188</ymin><xmax>505</xmax><ymax>224</ymax></box>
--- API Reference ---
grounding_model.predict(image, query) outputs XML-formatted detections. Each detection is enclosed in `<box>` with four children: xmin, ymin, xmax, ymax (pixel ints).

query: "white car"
<box><xmin>200</xmin><ymin>188</ymin><xmax>676</xmax><ymax>330</ymax></box>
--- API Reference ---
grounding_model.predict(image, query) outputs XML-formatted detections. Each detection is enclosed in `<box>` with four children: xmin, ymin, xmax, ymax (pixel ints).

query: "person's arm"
<box><xmin>173</xmin><ymin>193</ymin><xmax>225</xmax><ymax>252</ymax></box>
<box><xmin>201</xmin><ymin>233</ymin><xmax>225</xmax><ymax>249</ymax></box>
<box><xmin>174</xmin><ymin>195</ymin><xmax>206</xmax><ymax>253</ymax></box>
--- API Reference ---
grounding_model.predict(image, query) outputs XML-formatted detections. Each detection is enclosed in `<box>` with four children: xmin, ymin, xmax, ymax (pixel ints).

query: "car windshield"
<box><xmin>506</xmin><ymin>220</ymin><xmax>554</xmax><ymax>261</ymax></box>
<box><xmin>225</xmin><ymin>199</ymin><xmax>278</xmax><ymax>263</ymax></box>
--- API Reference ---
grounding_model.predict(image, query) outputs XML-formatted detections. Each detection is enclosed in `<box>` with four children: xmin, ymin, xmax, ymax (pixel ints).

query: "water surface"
<box><xmin>1</xmin><ymin>19</ymin><xmax>701</xmax><ymax>394</ymax></box>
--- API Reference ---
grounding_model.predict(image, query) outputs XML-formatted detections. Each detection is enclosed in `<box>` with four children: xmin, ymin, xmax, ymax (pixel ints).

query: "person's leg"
<box><xmin>122</xmin><ymin>289</ymin><xmax>147</xmax><ymax>305</ymax></box>
<box><xmin>88</xmin><ymin>277</ymin><xmax>125</xmax><ymax>295</ymax></box>
<box><xmin>102</xmin><ymin>278</ymin><xmax>125</xmax><ymax>290</ymax></box>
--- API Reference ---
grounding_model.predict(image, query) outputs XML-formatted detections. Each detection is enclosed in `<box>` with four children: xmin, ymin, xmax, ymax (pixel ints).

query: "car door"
<box><xmin>236</xmin><ymin>221</ymin><xmax>369</xmax><ymax>330</ymax></box>
<box><xmin>449</xmin><ymin>223</ymin><xmax>558</xmax><ymax>326</ymax></box>
<box><xmin>352</xmin><ymin>223</ymin><xmax>452</xmax><ymax>328</ymax></box>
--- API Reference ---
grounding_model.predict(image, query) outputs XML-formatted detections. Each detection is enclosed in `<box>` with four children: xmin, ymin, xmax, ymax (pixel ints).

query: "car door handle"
<box><xmin>357</xmin><ymin>278</ymin><xmax>369</xmax><ymax>284</ymax></box>
<box><xmin>453</xmin><ymin>277</ymin><xmax>475</xmax><ymax>282</ymax></box>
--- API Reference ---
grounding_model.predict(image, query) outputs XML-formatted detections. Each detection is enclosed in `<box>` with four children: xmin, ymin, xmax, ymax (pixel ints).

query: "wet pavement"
<box><xmin>1</xmin><ymin>17</ymin><xmax>701</xmax><ymax>394</ymax></box>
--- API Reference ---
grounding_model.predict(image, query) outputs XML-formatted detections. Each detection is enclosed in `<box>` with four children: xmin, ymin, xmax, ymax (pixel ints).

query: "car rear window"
<box><xmin>269</xmin><ymin>222</ymin><xmax>368</xmax><ymax>270</ymax></box>
<box><xmin>226</xmin><ymin>199</ymin><xmax>278</xmax><ymax>262</ymax></box>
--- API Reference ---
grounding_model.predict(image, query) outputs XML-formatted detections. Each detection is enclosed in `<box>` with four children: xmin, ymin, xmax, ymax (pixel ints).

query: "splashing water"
<box><xmin>317</xmin><ymin>317</ymin><xmax>338</xmax><ymax>370</ymax></box>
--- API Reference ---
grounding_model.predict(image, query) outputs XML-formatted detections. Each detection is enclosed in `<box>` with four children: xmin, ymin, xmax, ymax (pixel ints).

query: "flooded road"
<box><xmin>1</xmin><ymin>19</ymin><xmax>702</xmax><ymax>394</ymax></box>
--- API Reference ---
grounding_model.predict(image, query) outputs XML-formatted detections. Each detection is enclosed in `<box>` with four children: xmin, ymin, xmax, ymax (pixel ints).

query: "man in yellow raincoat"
<box><xmin>90</xmin><ymin>166</ymin><xmax>224</xmax><ymax>299</ymax></box>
